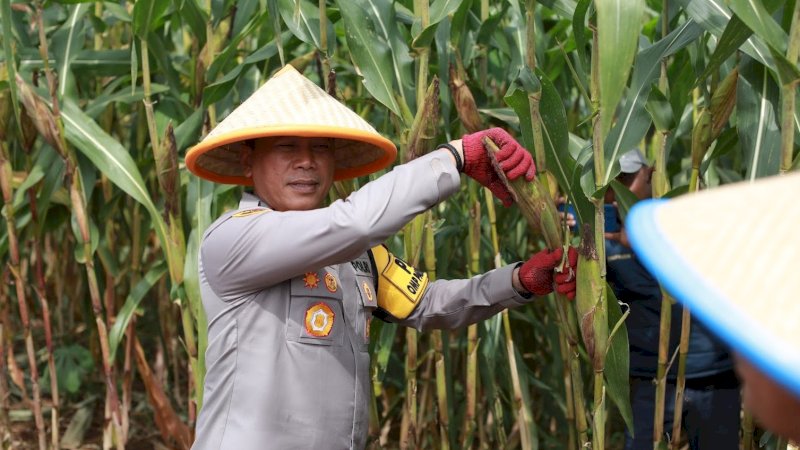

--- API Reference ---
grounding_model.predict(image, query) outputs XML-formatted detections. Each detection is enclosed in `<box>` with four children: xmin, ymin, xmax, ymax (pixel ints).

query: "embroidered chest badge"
<box><xmin>305</xmin><ymin>302</ymin><xmax>335</xmax><ymax>337</ymax></box>
<box><xmin>362</xmin><ymin>281</ymin><xmax>373</xmax><ymax>301</ymax></box>
<box><xmin>232</xmin><ymin>208</ymin><xmax>268</xmax><ymax>218</ymax></box>
<box><xmin>324</xmin><ymin>272</ymin><xmax>338</xmax><ymax>293</ymax></box>
<box><xmin>303</xmin><ymin>272</ymin><xmax>320</xmax><ymax>289</ymax></box>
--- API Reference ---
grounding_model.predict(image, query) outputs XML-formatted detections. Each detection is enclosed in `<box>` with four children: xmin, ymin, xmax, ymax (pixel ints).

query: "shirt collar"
<box><xmin>239</xmin><ymin>191</ymin><xmax>271</xmax><ymax>209</ymax></box>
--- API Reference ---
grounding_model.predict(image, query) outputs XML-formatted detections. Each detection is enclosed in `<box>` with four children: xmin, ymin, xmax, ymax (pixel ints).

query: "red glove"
<box><xmin>462</xmin><ymin>128</ymin><xmax>536</xmax><ymax>207</ymax></box>
<box><xmin>519</xmin><ymin>247</ymin><xmax>578</xmax><ymax>300</ymax></box>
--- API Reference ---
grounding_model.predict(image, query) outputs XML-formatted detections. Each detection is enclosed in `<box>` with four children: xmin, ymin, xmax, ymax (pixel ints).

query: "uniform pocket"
<box><xmin>286</xmin><ymin>270</ymin><xmax>345</xmax><ymax>347</ymax></box>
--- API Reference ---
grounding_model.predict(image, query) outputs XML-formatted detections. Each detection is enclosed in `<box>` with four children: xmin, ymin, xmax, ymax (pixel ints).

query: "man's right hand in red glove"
<box><xmin>460</xmin><ymin>128</ymin><xmax>536</xmax><ymax>207</ymax></box>
<box><xmin>513</xmin><ymin>247</ymin><xmax>579</xmax><ymax>300</ymax></box>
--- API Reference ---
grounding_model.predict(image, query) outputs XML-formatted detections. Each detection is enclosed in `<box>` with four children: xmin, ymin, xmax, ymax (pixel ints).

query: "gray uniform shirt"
<box><xmin>193</xmin><ymin>152</ymin><xmax>534</xmax><ymax>449</ymax></box>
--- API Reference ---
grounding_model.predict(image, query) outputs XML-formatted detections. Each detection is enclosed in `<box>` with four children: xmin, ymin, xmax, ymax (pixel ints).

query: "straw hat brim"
<box><xmin>186</xmin><ymin>125</ymin><xmax>397</xmax><ymax>185</ymax></box>
<box><xmin>186</xmin><ymin>64</ymin><xmax>398</xmax><ymax>185</ymax></box>
<box><xmin>626</xmin><ymin>173</ymin><xmax>800</xmax><ymax>399</ymax></box>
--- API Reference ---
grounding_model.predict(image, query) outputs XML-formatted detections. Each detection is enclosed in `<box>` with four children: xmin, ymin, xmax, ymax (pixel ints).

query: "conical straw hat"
<box><xmin>186</xmin><ymin>65</ymin><xmax>397</xmax><ymax>184</ymax></box>
<box><xmin>626</xmin><ymin>172</ymin><xmax>800</xmax><ymax>398</ymax></box>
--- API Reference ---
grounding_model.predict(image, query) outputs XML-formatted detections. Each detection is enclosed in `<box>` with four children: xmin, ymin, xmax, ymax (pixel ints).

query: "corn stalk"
<box><xmin>28</xmin><ymin>187</ymin><xmax>60</xmax><ymax>450</ymax></box>
<box><xmin>587</xmin><ymin>27</ymin><xmax>610</xmax><ymax>450</ymax></box>
<box><xmin>671</xmin><ymin>64</ymin><xmax>737</xmax><ymax>450</ymax></box>
<box><xmin>0</xmin><ymin>134</ymin><xmax>47</xmax><ymax>450</ymax></box>
<box><xmin>652</xmin><ymin>2</ymin><xmax>673</xmax><ymax>446</ymax></box>
<box><xmin>780</xmin><ymin>0</ymin><xmax>800</xmax><ymax>174</ymax></box>
<box><xmin>482</xmin><ymin>137</ymin><xmax>589</xmax><ymax>448</ymax></box>
<box><xmin>26</xmin><ymin>3</ymin><xmax>126</xmax><ymax>448</ymax></box>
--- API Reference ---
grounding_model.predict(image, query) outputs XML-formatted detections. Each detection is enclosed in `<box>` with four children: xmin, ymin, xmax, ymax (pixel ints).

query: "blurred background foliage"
<box><xmin>0</xmin><ymin>0</ymin><xmax>798</xmax><ymax>448</ymax></box>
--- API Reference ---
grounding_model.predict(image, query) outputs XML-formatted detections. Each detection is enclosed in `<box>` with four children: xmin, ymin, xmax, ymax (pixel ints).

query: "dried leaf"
<box><xmin>405</xmin><ymin>77</ymin><xmax>439</xmax><ymax>161</ymax></box>
<box><xmin>157</xmin><ymin>122</ymin><xmax>180</xmax><ymax>218</ymax></box>
<box><xmin>449</xmin><ymin>64</ymin><xmax>483</xmax><ymax>134</ymax></box>
<box><xmin>710</xmin><ymin>68</ymin><xmax>738</xmax><ymax>140</ymax></box>
<box><xmin>691</xmin><ymin>109</ymin><xmax>712</xmax><ymax>168</ymax></box>
<box><xmin>134</xmin><ymin>338</ymin><xmax>191</xmax><ymax>450</ymax></box>
<box><xmin>15</xmin><ymin>74</ymin><xmax>64</xmax><ymax>155</ymax></box>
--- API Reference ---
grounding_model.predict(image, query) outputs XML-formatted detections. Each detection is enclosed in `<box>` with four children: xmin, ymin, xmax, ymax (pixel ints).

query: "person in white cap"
<box><xmin>604</xmin><ymin>149</ymin><xmax>739</xmax><ymax>450</ymax></box>
<box><xmin>626</xmin><ymin>173</ymin><xmax>800</xmax><ymax>443</ymax></box>
<box><xmin>185</xmin><ymin>65</ymin><xmax>578</xmax><ymax>449</ymax></box>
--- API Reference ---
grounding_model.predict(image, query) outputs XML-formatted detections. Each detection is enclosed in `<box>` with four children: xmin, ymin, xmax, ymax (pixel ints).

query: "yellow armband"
<box><xmin>369</xmin><ymin>245</ymin><xmax>429</xmax><ymax>320</ymax></box>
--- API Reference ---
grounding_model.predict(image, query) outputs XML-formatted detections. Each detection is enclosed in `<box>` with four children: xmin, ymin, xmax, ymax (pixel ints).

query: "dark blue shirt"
<box><xmin>605</xmin><ymin>238</ymin><xmax>733</xmax><ymax>379</ymax></box>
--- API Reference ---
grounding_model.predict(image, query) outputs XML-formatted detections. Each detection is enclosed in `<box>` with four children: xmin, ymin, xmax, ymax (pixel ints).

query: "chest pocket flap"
<box><xmin>287</xmin><ymin>269</ymin><xmax>344</xmax><ymax>346</ymax></box>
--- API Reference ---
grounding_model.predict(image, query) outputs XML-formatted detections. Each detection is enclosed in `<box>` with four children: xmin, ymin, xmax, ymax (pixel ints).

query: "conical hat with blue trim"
<box><xmin>627</xmin><ymin>172</ymin><xmax>800</xmax><ymax>398</ymax></box>
<box><xmin>186</xmin><ymin>65</ymin><xmax>397</xmax><ymax>185</ymax></box>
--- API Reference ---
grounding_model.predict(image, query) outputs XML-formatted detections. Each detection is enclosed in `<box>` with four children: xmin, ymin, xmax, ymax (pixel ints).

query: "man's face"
<box><xmin>242</xmin><ymin>136</ymin><xmax>336</xmax><ymax>211</ymax></box>
<box><xmin>735</xmin><ymin>355</ymin><xmax>800</xmax><ymax>441</ymax></box>
<box><xmin>627</xmin><ymin>166</ymin><xmax>654</xmax><ymax>200</ymax></box>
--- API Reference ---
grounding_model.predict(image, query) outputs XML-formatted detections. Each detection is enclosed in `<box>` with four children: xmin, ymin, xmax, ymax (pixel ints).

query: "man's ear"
<box><xmin>240</xmin><ymin>145</ymin><xmax>253</xmax><ymax>178</ymax></box>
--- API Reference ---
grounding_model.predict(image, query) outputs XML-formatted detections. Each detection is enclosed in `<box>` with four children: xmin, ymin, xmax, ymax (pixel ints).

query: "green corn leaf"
<box><xmin>737</xmin><ymin>59</ymin><xmax>782</xmax><ymax>181</ymax></box>
<box><xmin>176</xmin><ymin>0</ymin><xmax>208</xmax><ymax>47</ymax></box>
<box><xmin>678</xmin><ymin>0</ymin><xmax>772</xmax><ymax>68</ymax></box>
<box><xmin>50</xmin><ymin>3</ymin><xmax>89</xmax><ymax>98</ymax></box>
<box><xmin>572</xmin><ymin>0</ymin><xmax>591</xmax><ymax>71</ymax></box>
<box><xmin>539</xmin><ymin>0</ymin><xmax>578</xmax><ymax>18</ymax></box>
<box><xmin>144</xmin><ymin>33</ymin><xmax>182</xmax><ymax>94</ymax></box>
<box><xmin>768</xmin><ymin>45</ymin><xmax>800</xmax><ymax>87</ymax></box>
<box><xmin>430</xmin><ymin>0</ymin><xmax>463</xmax><ymax>25</ymax></box>
<box><xmin>697</xmin><ymin>15</ymin><xmax>752</xmax><ymax>84</ymax></box>
<box><xmin>108</xmin><ymin>262</ymin><xmax>168</xmax><ymax>361</ymax></box>
<box><xmin>130</xmin><ymin>39</ymin><xmax>138</xmax><ymax>97</ymax></box>
<box><xmin>645</xmin><ymin>86</ymin><xmax>675</xmax><ymax>132</ymax></box>
<box><xmin>596</xmin><ymin>0</ymin><xmax>644</xmax><ymax>138</ymax></box>
<box><xmin>605</xmin><ymin>284</ymin><xmax>632</xmax><ymax>435</ymax></box>
<box><xmin>1</xmin><ymin>0</ymin><xmax>21</xmax><ymax>137</ymax></box>
<box><xmin>204</xmin><ymin>37</ymin><xmax>281</xmax><ymax>107</ymax></box>
<box><xmin>60</xmin><ymin>98</ymin><xmax>178</xmax><ymax>281</ymax></box>
<box><xmin>85</xmin><ymin>84</ymin><xmax>170</xmax><ymax>118</ymax></box>
<box><xmin>411</xmin><ymin>0</ymin><xmax>463</xmax><ymax>48</ymax></box>
<box><xmin>728</xmin><ymin>0</ymin><xmax>787</xmax><ymax>54</ymax></box>
<box><xmin>132</xmin><ymin>0</ymin><xmax>170</xmax><ymax>39</ymax></box>
<box><xmin>231</xmin><ymin>0</ymin><xmax>259</xmax><ymax>38</ymax></box>
<box><xmin>277</xmin><ymin>0</ymin><xmax>336</xmax><ymax>55</ymax></box>
<box><xmin>267</xmin><ymin>0</ymin><xmax>286</xmax><ymax>65</ymax></box>
<box><xmin>609</xmin><ymin>179</ymin><xmax>638</xmax><ymax>221</ymax></box>
<box><xmin>337</xmin><ymin>0</ymin><xmax>413</xmax><ymax>119</ymax></box>
<box><xmin>600</xmin><ymin>20</ymin><xmax>703</xmax><ymax>189</ymax></box>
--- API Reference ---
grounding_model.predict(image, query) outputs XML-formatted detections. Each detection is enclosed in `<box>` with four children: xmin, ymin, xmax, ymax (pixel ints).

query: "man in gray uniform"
<box><xmin>185</xmin><ymin>65</ymin><xmax>577</xmax><ymax>449</ymax></box>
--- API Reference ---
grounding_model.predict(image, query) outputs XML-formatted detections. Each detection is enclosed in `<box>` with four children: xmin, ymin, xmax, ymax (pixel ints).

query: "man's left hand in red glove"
<box><xmin>513</xmin><ymin>247</ymin><xmax>579</xmax><ymax>300</ymax></box>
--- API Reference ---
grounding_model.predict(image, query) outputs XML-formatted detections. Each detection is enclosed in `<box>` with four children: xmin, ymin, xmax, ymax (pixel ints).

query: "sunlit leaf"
<box><xmin>605</xmin><ymin>284</ymin><xmax>632</xmax><ymax>433</ymax></box>
<box><xmin>277</xmin><ymin>0</ymin><xmax>336</xmax><ymax>55</ymax></box>
<box><xmin>59</xmin><ymin>99</ymin><xmax>178</xmax><ymax>280</ymax></box>
<box><xmin>601</xmin><ymin>20</ymin><xmax>703</xmax><ymax>188</ymax></box>
<box><xmin>727</xmin><ymin>0</ymin><xmax>787</xmax><ymax>54</ymax></box>
<box><xmin>737</xmin><ymin>59</ymin><xmax>781</xmax><ymax>181</ymax></box>
<box><xmin>678</xmin><ymin>0</ymin><xmax>773</xmax><ymax>68</ymax></box>
<box><xmin>132</xmin><ymin>0</ymin><xmax>170</xmax><ymax>39</ymax></box>
<box><xmin>108</xmin><ymin>263</ymin><xmax>168</xmax><ymax>361</ymax></box>
<box><xmin>596</xmin><ymin>0</ymin><xmax>644</xmax><ymax>137</ymax></box>
<box><xmin>337</xmin><ymin>0</ymin><xmax>413</xmax><ymax>119</ymax></box>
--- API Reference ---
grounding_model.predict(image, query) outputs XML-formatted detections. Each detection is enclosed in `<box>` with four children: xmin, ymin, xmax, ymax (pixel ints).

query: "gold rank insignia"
<box><xmin>232</xmin><ymin>208</ymin><xmax>268</xmax><ymax>218</ymax></box>
<box><xmin>304</xmin><ymin>302</ymin><xmax>334</xmax><ymax>337</ymax></box>
<box><xmin>324</xmin><ymin>272</ymin><xmax>338</xmax><ymax>293</ymax></box>
<box><xmin>303</xmin><ymin>272</ymin><xmax>320</xmax><ymax>289</ymax></box>
<box><xmin>362</xmin><ymin>281</ymin><xmax>373</xmax><ymax>301</ymax></box>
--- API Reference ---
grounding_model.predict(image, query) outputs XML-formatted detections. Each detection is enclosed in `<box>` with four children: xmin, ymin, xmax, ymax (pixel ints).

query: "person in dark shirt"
<box><xmin>604</xmin><ymin>149</ymin><xmax>741</xmax><ymax>450</ymax></box>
